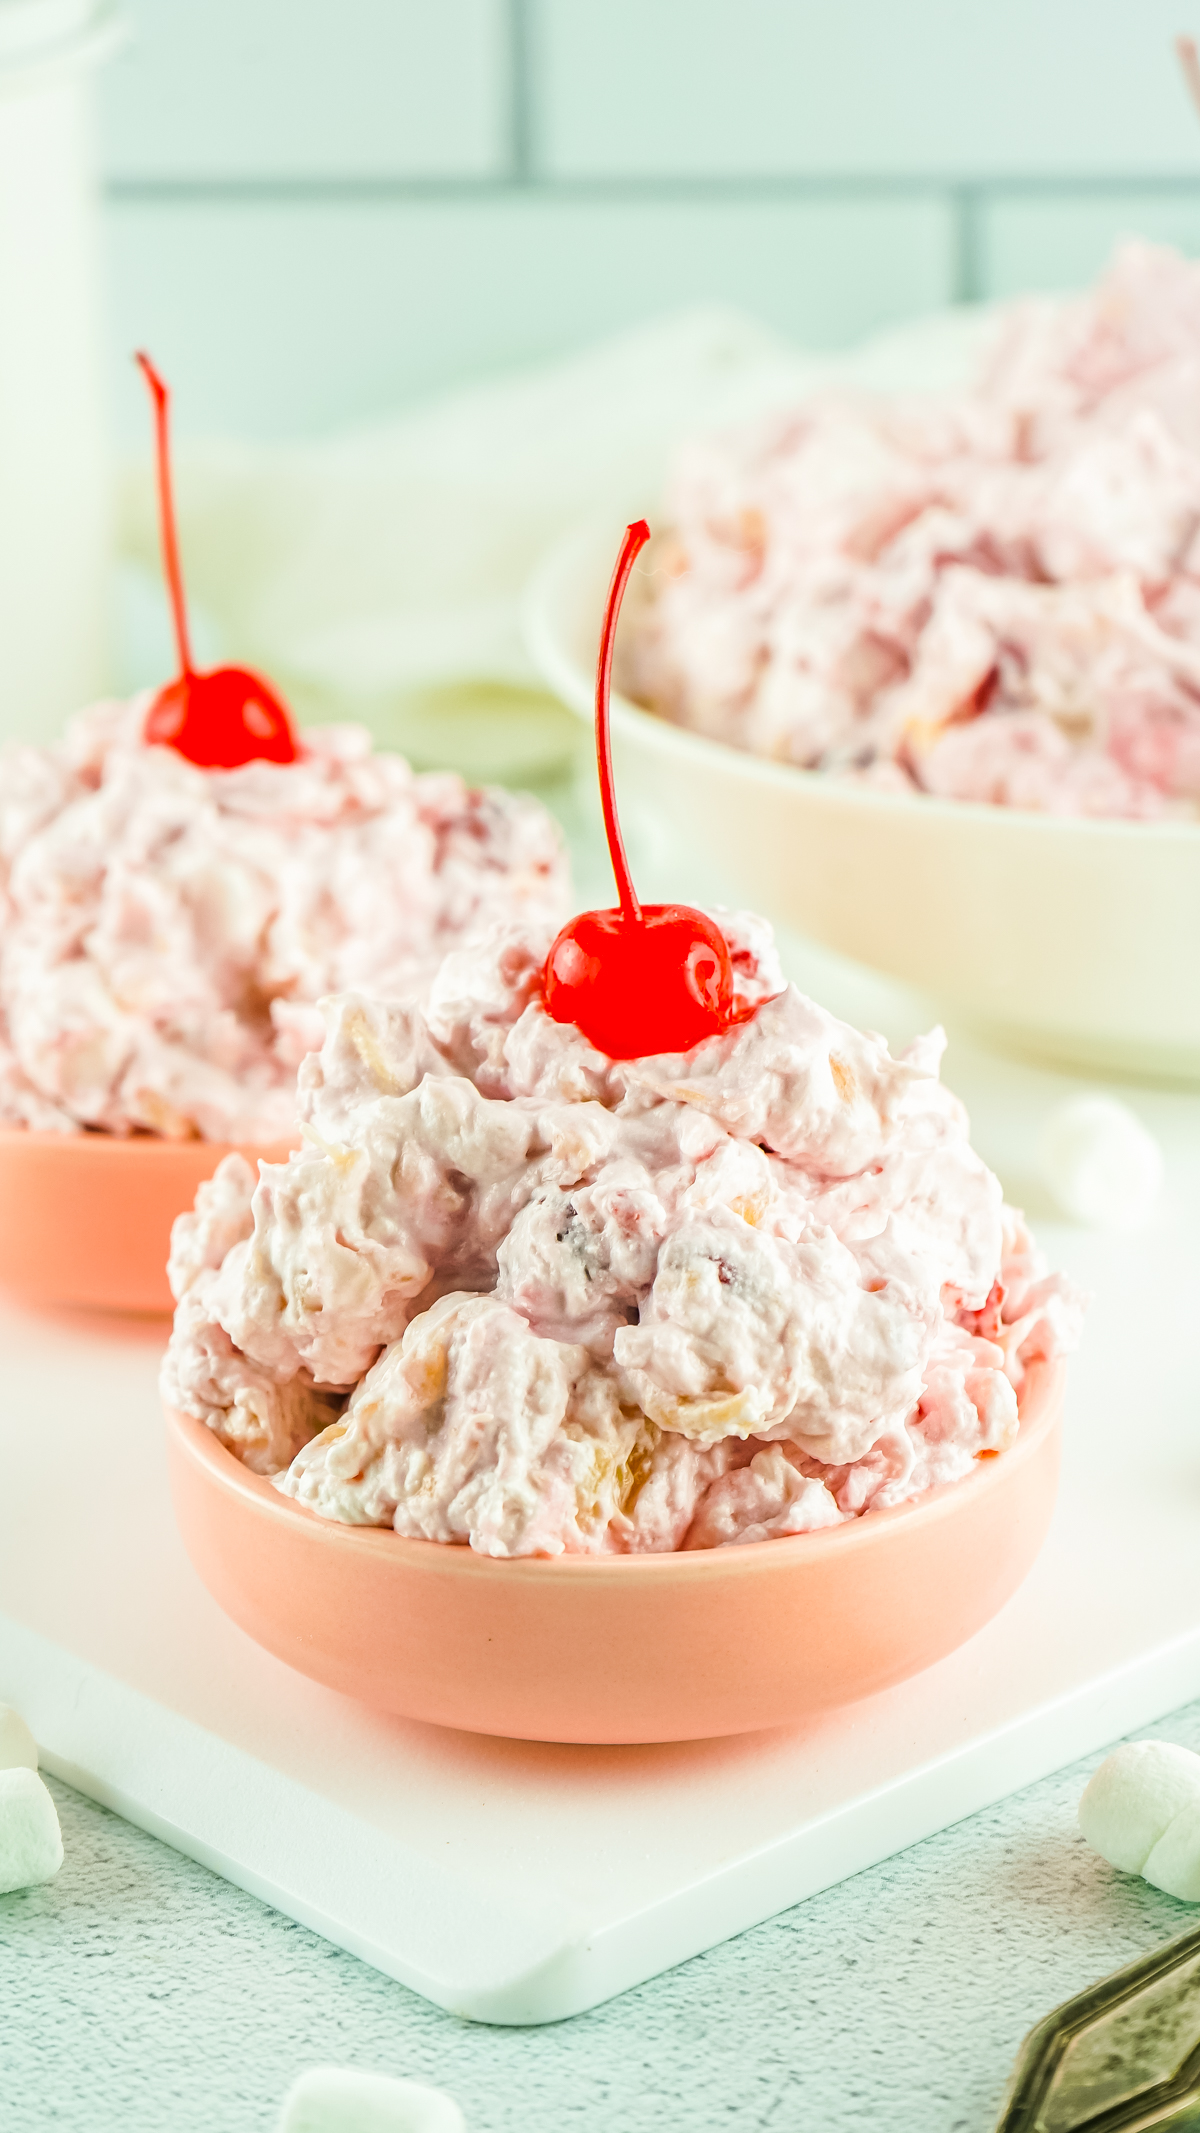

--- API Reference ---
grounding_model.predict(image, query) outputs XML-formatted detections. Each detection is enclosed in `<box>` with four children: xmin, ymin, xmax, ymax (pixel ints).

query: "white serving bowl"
<box><xmin>525</xmin><ymin>519</ymin><xmax>1200</xmax><ymax>1084</ymax></box>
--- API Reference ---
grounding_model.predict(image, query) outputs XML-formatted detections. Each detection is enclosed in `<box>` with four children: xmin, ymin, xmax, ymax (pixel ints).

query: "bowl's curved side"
<box><xmin>525</xmin><ymin>524</ymin><xmax>1200</xmax><ymax>1080</ymax></box>
<box><xmin>166</xmin><ymin>1361</ymin><xmax>1064</xmax><ymax>1744</ymax></box>
<box><xmin>0</xmin><ymin>1129</ymin><xmax>294</xmax><ymax>1314</ymax></box>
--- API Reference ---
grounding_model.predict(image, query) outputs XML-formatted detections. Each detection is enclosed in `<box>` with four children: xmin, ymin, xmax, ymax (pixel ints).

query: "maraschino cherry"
<box><xmin>136</xmin><ymin>351</ymin><xmax>298</xmax><ymax>770</ymax></box>
<box><xmin>544</xmin><ymin>519</ymin><xmax>737</xmax><ymax>1059</ymax></box>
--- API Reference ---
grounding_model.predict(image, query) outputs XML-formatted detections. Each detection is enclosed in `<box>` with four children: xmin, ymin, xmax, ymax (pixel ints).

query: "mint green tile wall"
<box><xmin>531</xmin><ymin>0</ymin><xmax>1200</xmax><ymax>178</ymax></box>
<box><xmin>105</xmin><ymin>194</ymin><xmax>953</xmax><ymax>439</ymax></box>
<box><xmin>100</xmin><ymin>0</ymin><xmax>511</xmax><ymax>179</ymax></box>
<box><xmin>99</xmin><ymin>0</ymin><xmax>1200</xmax><ymax>440</ymax></box>
<box><xmin>980</xmin><ymin>191</ymin><xmax>1200</xmax><ymax>298</ymax></box>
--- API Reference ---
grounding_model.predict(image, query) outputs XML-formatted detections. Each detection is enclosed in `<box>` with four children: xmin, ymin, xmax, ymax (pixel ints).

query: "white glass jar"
<box><xmin>0</xmin><ymin>0</ymin><xmax>123</xmax><ymax>743</ymax></box>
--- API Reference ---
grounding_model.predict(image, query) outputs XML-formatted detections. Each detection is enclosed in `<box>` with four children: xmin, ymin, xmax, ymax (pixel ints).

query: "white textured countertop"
<box><xmin>4</xmin><ymin>1703</ymin><xmax>1200</xmax><ymax>2132</ymax></box>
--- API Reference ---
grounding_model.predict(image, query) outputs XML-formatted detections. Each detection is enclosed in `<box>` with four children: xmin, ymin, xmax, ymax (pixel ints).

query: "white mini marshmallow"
<box><xmin>0</xmin><ymin>1704</ymin><xmax>38</xmax><ymax>1771</ymax></box>
<box><xmin>0</xmin><ymin>1766</ymin><xmax>63</xmax><ymax>1894</ymax></box>
<box><xmin>1079</xmin><ymin>1740</ymin><xmax>1200</xmax><ymax>1876</ymax></box>
<box><xmin>1143</xmin><ymin>1799</ymin><xmax>1200</xmax><ymax>1902</ymax></box>
<box><xmin>276</xmin><ymin>2068</ymin><xmax>466</xmax><ymax>2133</ymax></box>
<box><xmin>1039</xmin><ymin>1094</ymin><xmax>1163</xmax><ymax>1230</ymax></box>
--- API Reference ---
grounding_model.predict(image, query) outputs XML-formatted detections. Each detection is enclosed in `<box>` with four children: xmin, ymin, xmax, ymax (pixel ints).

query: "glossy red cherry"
<box><xmin>136</xmin><ymin>352</ymin><xmax>297</xmax><ymax>770</ymax></box>
<box><xmin>543</xmin><ymin>519</ymin><xmax>736</xmax><ymax>1059</ymax></box>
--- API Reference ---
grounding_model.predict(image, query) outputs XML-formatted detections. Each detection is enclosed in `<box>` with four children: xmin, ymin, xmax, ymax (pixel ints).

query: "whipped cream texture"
<box><xmin>163</xmin><ymin>912</ymin><xmax>1083</xmax><ymax>1555</ymax></box>
<box><xmin>629</xmin><ymin>244</ymin><xmax>1200</xmax><ymax>817</ymax></box>
<box><xmin>0</xmin><ymin>698</ymin><xmax>567</xmax><ymax>1140</ymax></box>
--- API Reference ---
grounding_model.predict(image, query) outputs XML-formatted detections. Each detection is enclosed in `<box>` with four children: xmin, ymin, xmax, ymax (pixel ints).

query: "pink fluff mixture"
<box><xmin>0</xmin><ymin>697</ymin><xmax>567</xmax><ymax>1141</ymax></box>
<box><xmin>162</xmin><ymin>910</ymin><xmax>1083</xmax><ymax>1555</ymax></box>
<box><xmin>627</xmin><ymin>243</ymin><xmax>1200</xmax><ymax>817</ymax></box>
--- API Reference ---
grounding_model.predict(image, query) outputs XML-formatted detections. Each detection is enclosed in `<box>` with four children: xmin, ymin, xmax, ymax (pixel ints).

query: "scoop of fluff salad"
<box><xmin>162</xmin><ymin>910</ymin><xmax>1083</xmax><ymax>1556</ymax></box>
<box><xmin>628</xmin><ymin>243</ymin><xmax>1200</xmax><ymax>819</ymax></box>
<box><xmin>0</xmin><ymin>696</ymin><xmax>568</xmax><ymax>1141</ymax></box>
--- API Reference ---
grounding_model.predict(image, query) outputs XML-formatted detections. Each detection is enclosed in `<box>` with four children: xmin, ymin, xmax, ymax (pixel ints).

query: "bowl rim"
<box><xmin>0</xmin><ymin>1124</ymin><xmax>295</xmax><ymax>1158</ymax></box>
<box><xmin>523</xmin><ymin>516</ymin><xmax>1200</xmax><ymax>849</ymax></box>
<box><xmin>166</xmin><ymin>1352</ymin><xmax>1064</xmax><ymax>1589</ymax></box>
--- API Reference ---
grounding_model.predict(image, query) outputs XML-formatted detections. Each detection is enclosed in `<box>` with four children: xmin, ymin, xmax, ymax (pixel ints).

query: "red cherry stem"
<box><xmin>596</xmin><ymin>519</ymin><xmax>650</xmax><ymax>924</ymax></box>
<box><xmin>1179</xmin><ymin>35</ymin><xmax>1200</xmax><ymax>122</ymax></box>
<box><xmin>135</xmin><ymin>351</ymin><xmax>194</xmax><ymax>680</ymax></box>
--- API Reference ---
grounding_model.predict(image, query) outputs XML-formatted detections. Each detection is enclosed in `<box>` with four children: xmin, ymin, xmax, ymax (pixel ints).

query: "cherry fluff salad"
<box><xmin>161</xmin><ymin>906</ymin><xmax>1083</xmax><ymax>1555</ymax></box>
<box><xmin>627</xmin><ymin>243</ymin><xmax>1200</xmax><ymax>818</ymax></box>
<box><xmin>163</xmin><ymin>516</ymin><xmax>1083</xmax><ymax>1557</ymax></box>
<box><xmin>0</xmin><ymin>698</ymin><xmax>567</xmax><ymax>1143</ymax></box>
<box><xmin>0</xmin><ymin>355</ymin><xmax>567</xmax><ymax>1145</ymax></box>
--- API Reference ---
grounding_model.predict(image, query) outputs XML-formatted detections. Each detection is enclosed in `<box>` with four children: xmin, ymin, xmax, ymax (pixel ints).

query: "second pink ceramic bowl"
<box><xmin>0</xmin><ymin>1128</ymin><xmax>294</xmax><ymax>1315</ymax></box>
<box><xmin>166</xmin><ymin>1358</ymin><xmax>1064</xmax><ymax>1744</ymax></box>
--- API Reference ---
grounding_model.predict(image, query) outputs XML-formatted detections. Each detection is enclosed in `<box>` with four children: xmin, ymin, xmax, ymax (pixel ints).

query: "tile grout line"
<box><xmin>507</xmin><ymin>0</ymin><xmax>535</xmax><ymax>185</ymax></box>
<box><xmin>951</xmin><ymin>181</ymin><xmax>984</xmax><ymax>304</ymax></box>
<box><xmin>101</xmin><ymin>172</ymin><xmax>1200</xmax><ymax>206</ymax></box>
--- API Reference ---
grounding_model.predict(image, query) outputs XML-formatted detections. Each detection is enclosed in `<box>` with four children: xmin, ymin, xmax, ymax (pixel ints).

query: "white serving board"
<box><xmin>2</xmin><ymin>994</ymin><xmax>1200</xmax><ymax>2026</ymax></box>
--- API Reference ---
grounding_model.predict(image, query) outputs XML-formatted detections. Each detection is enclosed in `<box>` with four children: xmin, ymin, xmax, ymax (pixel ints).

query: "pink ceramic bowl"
<box><xmin>166</xmin><ymin>1357</ymin><xmax>1064</xmax><ymax>1744</ymax></box>
<box><xmin>0</xmin><ymin>1127</ymin><xmax>294</xmax><ymax>1315</ymax></box>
